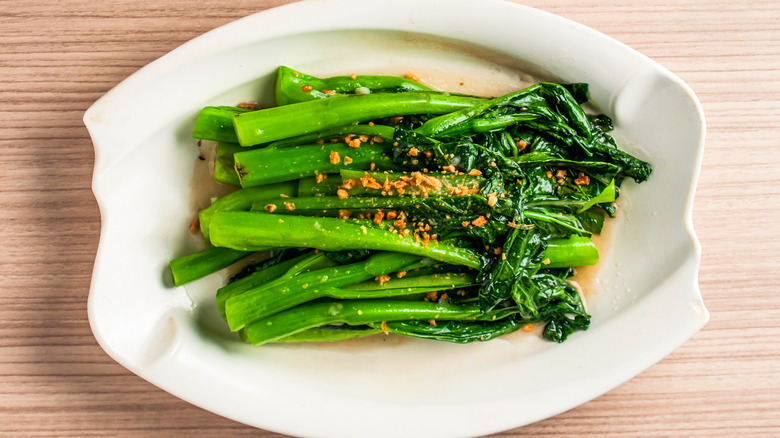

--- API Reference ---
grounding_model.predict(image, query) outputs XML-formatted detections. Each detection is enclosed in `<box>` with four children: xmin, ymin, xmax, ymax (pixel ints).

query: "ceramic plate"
<box><xmin>84</xmin><ymin>1</ymin><xmax>708</xmax><ymax>437</ymax></box>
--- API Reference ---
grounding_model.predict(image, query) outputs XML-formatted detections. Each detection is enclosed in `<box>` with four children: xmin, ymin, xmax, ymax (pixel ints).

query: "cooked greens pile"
<box><xmin>170</xmin><ymin>66</ymin><xmax>651</xmax><ymax>346</ymax></box>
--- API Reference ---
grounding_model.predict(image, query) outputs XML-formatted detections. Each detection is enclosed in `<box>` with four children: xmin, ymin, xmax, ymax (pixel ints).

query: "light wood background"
<box><xmin>1</xmin><ymin>0</ymin><xmax>778</xmax><ymax>436</ymax></box>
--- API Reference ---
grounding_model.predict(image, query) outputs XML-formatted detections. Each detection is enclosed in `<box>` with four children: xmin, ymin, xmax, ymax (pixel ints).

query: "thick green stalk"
<box><xmin>169</xmin><ymin>246</ymin><xmax>253</xmax><ymax>287</ymax></box>
<box><xmin>192</xmin><ymin>106</ymin><xmax>249</xmax><ymax>143</ymax></box>
<box><xmin>209</xmin><ymin>212</ymin><xmax>483</xmax><ymax>269</ymax></box>
<box><xmin>216</xmin><ymin>251</ymin><xmax>317</xmax><ymax>320</ymax></box>
<box><xmin>229</xmin><ymin>271</ymin><xmax>473</xmax><ymax>330</ymax></box>
<box><xmin>280</xmin><ymin>252</ymin><xmax>336</xmax><ymax>278</ymax></box>
<box><xmin>544</xmin><ymin>236</ymin><xmax>598</xmax><ymax>268</ymax></box>
<box><xmin>340</xmin><ymin>272</ymin><xmax>476</xmax><ymax>296</ymax></box>
<box><xmin>275</xmin><ymin>66</ymin><xmax>433</xmax><ymax>105</ymax></box>
<box><xmin>339</xmin><ymin>169</ymin><xmax>484</xmax><ymax>197</ymax></box>
<box><xmin>232</xmin><ymin>92</ymin><xmax>484</xmax><ymax>145</ymax></box>
<box><xmin>213</xmin><ymin>142</ymin><xmax>250</xmax><ymax>186</ymax></box>
<box><xmin>252</xmin><ymin>196</ymin><xmax>423</xmax><ymax>213</ymax></box>
<box><xmin>225</xmin><ymin>252</ymin><xmax>422</xmax><ymax>330</ymax></box>
<box><xmin>234</xmin><ymin>143</ymin><xmax>396</xmax><ymax>187</ymax></box>
<box><xmin>244</xmin><ymin>300</ymin><xmax>484</xmax><ymax>346</ymax></box>
<box><xmin>270</xmin><ymin>326</ymin><xmax>381</xmax><ymax>343</ymax></box>
<box><xmin>198</xmin><ymin>181</ymin><xmax>298</xmax><ymax>241</ymax></box>
<box><xmin>412</xmin><ymin>87</ymin><xmax>541</xmax><ymax>137</ymax></box>
<box><xmin>297</xmin><ymin>174</ymin><xmax>342</xmax><ymax>196</ymax></box>
<box><xmin>414</xmin><ymin>83</ymin><xmax>589</xmax><ymax>138</ymax></box>
<box><xmin>437</xmin><ymin>113</ymin><xmax>540</xmax><ymax>137</ymax></box>
<box><xmin>266</xmin><ymin>124</ymin><xmax>396</xmax><ymax>149</ymax></box>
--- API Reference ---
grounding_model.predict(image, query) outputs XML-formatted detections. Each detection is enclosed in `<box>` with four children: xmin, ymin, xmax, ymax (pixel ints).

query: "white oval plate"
<box><xmin>84</xmin><ymin>1</ymin><xmax>708</xmax><ymax>437</ymax></box>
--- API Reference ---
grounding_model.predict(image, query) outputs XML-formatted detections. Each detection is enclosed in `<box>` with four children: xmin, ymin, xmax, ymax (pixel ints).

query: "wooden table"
<box><xmin>2</xmin><ymin>0</ymin><xmax>778</xmax><ymax>436</ymax></box>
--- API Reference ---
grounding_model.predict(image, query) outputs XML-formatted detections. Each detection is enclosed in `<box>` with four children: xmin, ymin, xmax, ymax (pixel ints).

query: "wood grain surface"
<box><xmin>1</xmin><ymin>0</ymin><xmax>778</xmax><ymax>436</ymax></box>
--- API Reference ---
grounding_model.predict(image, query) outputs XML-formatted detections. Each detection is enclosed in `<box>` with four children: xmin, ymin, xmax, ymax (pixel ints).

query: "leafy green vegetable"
<box><xmin>169</xmin><ymin>246</ymin><xmax>254</xmax><ymax>287</ymax></box>
<box><xmin>232</xmin><ymin>92</ymin><xmax>484</xmax><ymax>145</ymax></box>
<box><xmin>192</xmin><ymin>106</ymin><xmax>249</xmax><ymax>143</ymax></box>
<box><xmin>171</xmin><ymin>67</ymin><xmax>652</xmax><ymax>346</ymax></box>
<box><xmin>275</xmin><ymin>66</ymin><xmax>433</xmax><ymax>105</ymax></box>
